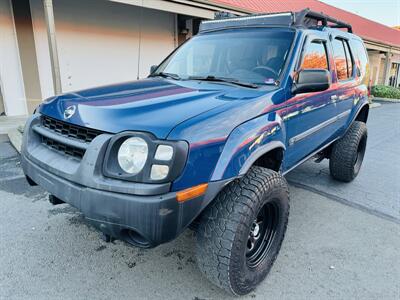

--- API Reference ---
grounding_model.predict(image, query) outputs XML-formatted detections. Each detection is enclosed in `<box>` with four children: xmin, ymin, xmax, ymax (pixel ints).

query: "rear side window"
<box><xmin>343</xmin><ymin>40</ymin><xmax>354</xmax><ymax>77</ymax></box>
<box><xmin>301</xmin><ymin>41</ymin><xmax>329</xmax><ymax>70</ymax></box>
<box><xmin>332</xmin><ymin>38</ymin><xmax>350</xmax><ymax>81</ymax></box>
<box><xmin>352</xmin><ymin>39</ymin><xmax>369</xmax><ymax>82</ymax></box>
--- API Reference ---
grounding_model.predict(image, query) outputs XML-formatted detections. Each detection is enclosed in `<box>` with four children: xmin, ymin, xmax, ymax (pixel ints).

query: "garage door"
<box><xmin>30</xmin><ymin>0</ymin><xmax>176</xmax><ymax>94</ymax></box>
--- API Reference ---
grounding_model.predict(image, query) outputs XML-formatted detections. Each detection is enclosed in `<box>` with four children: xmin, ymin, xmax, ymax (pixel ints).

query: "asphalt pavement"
<box><xmin>0</xmin><ymin>103</ymin><xmax>399</xmax><ymax>299</ymax></box>
<box><xmin>286</xmin><ymin>102</ymin><xmax>400</xmax><ymax>222</ymax></box>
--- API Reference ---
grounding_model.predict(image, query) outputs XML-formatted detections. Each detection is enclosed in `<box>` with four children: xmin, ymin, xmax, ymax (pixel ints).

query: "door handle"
<box><xmin>339</xmin><ymin>94</ymin><xmax>353</xmax><ymax>101</ymax></box>
<box><xmin>330</xmin><ymin>95</ymin><xmax>338</xmax><ymax>102</ymax></box>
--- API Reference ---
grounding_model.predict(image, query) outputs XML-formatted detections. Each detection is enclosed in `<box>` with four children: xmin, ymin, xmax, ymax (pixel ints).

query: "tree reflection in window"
<box><xmin>352</xmin><ymin>40</ymin><xmax>370</xmax><ymax>85</ymax></box>
<box><xmin>332</xmin><ymin>38</ymin><xmax>350</xmax><ymax>81</ymax></box>
<box><xmin>301</xmin><ymin>41</ymin><xmax>329</xmax><ymax>70</ymax></box>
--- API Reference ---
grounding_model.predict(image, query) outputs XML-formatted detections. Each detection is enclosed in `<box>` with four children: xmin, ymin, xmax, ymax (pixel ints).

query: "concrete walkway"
<box><xmin>0</xmin><ymin>115</ymin><xmax>27</xmax><ymax>134</ymax></box>
<box><xmin>0</xmin><ymin>115</ymin><xmax>27</xmax><ymax>152</ymax></box>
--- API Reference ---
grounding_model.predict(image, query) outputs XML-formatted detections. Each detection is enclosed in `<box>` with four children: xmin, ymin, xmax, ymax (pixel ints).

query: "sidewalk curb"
<box><xmin>369</xmin><ymin>102</ymin><xmax>381</xmax><ymax>109</ymax></box>
<box><xmin>372</xmin><ymin>97</ymin><xmax>400</xmax><ymax>103</ymax></box>
<box><xmin>7</xmin><ymin>127</ymin><xmax>23</xmax><ymax>153</ymax></box>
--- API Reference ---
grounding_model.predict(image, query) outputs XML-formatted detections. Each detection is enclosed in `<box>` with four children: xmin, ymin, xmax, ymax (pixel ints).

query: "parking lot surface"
<box><xmin>287</xmin><ymin>102</ymin><xmax>400</xmax><ymax>222</ymax></box>
<box><xmin>1</xmin><ymin>103</ymin><xmax>399</xmax><ymax>299</ymax></box>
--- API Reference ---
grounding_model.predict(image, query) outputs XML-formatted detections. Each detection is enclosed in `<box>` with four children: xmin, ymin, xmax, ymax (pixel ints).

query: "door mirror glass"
<box><xmin>292</xmin><ymin>69</ymin><xmax>331</xmax><ymax>94</ymax></box>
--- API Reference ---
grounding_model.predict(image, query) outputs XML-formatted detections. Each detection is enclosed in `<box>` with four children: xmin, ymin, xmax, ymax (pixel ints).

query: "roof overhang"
<box><xmin>109</xmin><ymin>0</ymin><xmax>246</xmax><ymax>19</ymax></box>
<box><xmin>364</xmin><ymin>39</ymin><xmax>400</xmax><ymax>55</ymax></box>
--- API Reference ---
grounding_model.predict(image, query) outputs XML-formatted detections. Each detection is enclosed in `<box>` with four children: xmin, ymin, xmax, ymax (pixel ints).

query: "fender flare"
<box><xmin>342</xmin><ymin>102</ymin><xmax>369</xmax><ymax>138</ymax></box>
<box><xmin>210</xmin><ymin>111</ymin><xmax>286</xmax><ymax>182</ymax></box>
<box><xmin>238</xmin><ymin>140</ymin><xmax>286</xmax><ymax>176</ymax></box>
<box><xmin>352</xmin><ymin>102</ymin><xmax>369</xmax><ymax>123</ymax></box>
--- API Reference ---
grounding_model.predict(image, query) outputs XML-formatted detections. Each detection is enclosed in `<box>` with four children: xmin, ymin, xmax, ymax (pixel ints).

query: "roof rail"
<box><xmin>199</xmin><ymin>9</ymin><xmax>352</xmax><ymax>33</ymax></box>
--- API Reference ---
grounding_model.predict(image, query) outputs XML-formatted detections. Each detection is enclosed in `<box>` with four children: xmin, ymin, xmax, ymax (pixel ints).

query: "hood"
<box><xmin>39</xmin><ymin>78</ymin><xmax>265</xmax><ymax>139</ymax></box>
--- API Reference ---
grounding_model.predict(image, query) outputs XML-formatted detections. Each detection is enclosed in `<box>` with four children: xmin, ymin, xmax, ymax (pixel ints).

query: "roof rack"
<box><xmin>294</xmin><ymin>9</ymin><xmax>352</xmax><ymax>33</ymax></box>
<box><xmin>199</xmin><ymin>9</ymin><xmax>352</xmax><ymax>33</ymax></box>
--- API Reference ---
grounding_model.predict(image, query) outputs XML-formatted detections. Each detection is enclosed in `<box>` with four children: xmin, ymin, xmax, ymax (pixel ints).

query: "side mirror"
<box><xmin>150</xmin><ymin>65</ymin><xmax>158</xmax><ymax>75</ymax></box>
<box><xmin>292</xmin><ymin>69</ymin><xmax>331</xmax><ymax>94</ymax></box>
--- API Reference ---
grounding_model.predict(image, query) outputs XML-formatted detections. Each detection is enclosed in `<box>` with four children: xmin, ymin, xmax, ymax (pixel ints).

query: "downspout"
<box><xmin>137</xmin><ymin>0</ymin><xmax>143</xmax><ymax>80</ymax></box>
<box><xmin>43</xmin><ymin>0</ymin><xmax>62</xmax><ymax>95</ymax></box>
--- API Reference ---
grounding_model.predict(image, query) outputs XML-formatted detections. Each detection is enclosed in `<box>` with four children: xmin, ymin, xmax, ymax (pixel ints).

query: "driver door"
<box><xmin>284</xmin><ymin>34</ymin><xmax>339</xmax><ymax>170</ymax></box>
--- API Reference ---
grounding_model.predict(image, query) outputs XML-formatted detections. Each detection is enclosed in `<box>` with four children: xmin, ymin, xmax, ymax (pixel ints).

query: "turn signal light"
<box><xmin>176</xmin><ymin>183</ymin><xmax>208</xmax><ymax>203</ymax></box>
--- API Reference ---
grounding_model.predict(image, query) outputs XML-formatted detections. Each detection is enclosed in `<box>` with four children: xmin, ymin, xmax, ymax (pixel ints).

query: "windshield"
<box><xmin>155</xmin><ymin>28</ymin><xmax>295</xmax><ymax>86</ymax></box>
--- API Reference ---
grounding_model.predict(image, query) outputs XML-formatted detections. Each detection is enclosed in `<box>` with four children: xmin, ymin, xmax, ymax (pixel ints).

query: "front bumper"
<box><xmin>21</xmin><ymin>115</ymin><xmax>227</xmax><ymax>247</ymax></box>
<box><xmin>23</xmin><ymin>154</ymin><xmax>207</xmax><ymax>247</ymax></box>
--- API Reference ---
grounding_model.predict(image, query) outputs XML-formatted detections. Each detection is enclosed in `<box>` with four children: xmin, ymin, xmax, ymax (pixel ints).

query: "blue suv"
<box><xmin>21</xmin><ymin>9</ymin><xmax>370</xmax><ymax>295</ymax></box>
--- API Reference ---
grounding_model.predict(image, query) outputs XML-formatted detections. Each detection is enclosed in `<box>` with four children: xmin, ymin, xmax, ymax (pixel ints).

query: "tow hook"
<box><xmin>48</xmin><ymin>195</ymin><xmax>65</xmax><ymax>205</ymax></box>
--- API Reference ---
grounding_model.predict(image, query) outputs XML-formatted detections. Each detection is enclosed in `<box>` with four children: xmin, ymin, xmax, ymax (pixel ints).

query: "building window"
<box><xmin>301</xmin><ymin>41</ymin><xmax>329</xmax><ymax>70</ymax></box>
<box><xmin>389</xmin><ymin>62</ymin><xmax>400</xmax><ymax>87</ymax></box>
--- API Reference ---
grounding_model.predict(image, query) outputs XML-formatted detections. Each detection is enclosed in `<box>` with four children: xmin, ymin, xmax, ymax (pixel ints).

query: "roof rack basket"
<box><xmin>200</xmin><ymin>9</ymin><xmax>352</xmax><ymax>33</ymax></box>
<box><xmin>294</xmin><ymin>8</ymin><xmax>352</xmax><ymax>33</ymax></box>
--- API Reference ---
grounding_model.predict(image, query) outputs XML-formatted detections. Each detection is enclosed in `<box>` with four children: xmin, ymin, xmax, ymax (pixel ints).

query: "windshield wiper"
<box><xmin>188</xmin><ymin>75</ymin><xmax>258</xmax><ymax>89</ymax></box>
<box><xmin>150</xmin><ymin>72</ymin><xmax>181</xmax><ymax>80</ymax></box>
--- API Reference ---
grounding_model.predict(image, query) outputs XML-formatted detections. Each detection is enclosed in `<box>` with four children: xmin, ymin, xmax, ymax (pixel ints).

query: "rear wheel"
<box><xmin>195</xmin><ymin>167</ymin><xmax>289</xmax><ymax>295</ymax></box>
<box><xmin>329</xmin><ymin>121</ymin><xmax>367</xmax><ymax>182</ymax></box>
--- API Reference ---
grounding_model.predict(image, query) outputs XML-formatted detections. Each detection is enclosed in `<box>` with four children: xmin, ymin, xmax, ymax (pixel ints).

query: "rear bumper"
<box><xmin>21</xmin><ymin>115</ymin><xmax>229</xmax><ymax>247</ymax></box>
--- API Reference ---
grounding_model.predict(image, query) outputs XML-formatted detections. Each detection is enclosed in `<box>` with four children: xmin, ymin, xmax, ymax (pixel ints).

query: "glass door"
<box><xmin>389</xmin><ymin>62</ymin><xmax>400</xmax><ymax>87</ymax></box>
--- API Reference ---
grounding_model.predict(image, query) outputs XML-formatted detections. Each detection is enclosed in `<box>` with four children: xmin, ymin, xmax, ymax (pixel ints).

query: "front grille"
<box><xmin>41</xmin><ymin>115</ymin><xmax>103</xmax><ymax>143</ymax></box>
<box><xmin>39</xmin><ymin>115</ymin><xmax>104</xmax><ymax>159</ymax></box>
<box><xmin>41</xmin><ymin>135</ymin><xmax>85</xmax><ymax>159</ymax></box>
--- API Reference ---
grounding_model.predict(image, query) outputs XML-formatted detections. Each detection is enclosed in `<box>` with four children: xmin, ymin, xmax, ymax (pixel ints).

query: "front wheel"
<box><xmin>329</xmin><ymin>121</ymin><xmax>367</xmax><ymax>182</ymax></box>
<box><xmin>195</xmin><ymin>167</ymin><xmax>289</xmax><ymax>295</ymax></box>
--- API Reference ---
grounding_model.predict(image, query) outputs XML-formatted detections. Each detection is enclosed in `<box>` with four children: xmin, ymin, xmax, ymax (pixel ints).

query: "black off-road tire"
<box><xmin>195</xmin><ymin>166</ymin><xmax>289</xmax><ymax>295</ymax></box>
<box><xmin>329</xmin><ymin>121</ymin><xmax>367</xmax><ymax>182</ymax></box>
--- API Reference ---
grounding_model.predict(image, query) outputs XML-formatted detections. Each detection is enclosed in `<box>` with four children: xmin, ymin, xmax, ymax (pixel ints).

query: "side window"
<box><xmin>343</xmin><ymin>40</ymin><xmax>354</xmax><ymax>78</ymax></box>
<box><xmin>301</xmin><ymin>41</ymin><xmax>329</xmax><ymax>70</ymax></box>
<box><xmin>332</xmin><ymin>38</ymin><xmax>348</xmax><ymax>81</ymax></box>
<box><xmin>352</xmin><ymin>39</ymin><xmax>369</xmax><ymax>82</ymax></box>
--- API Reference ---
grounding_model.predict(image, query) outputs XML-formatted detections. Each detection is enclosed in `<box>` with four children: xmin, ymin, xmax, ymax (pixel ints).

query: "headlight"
<box><xmin>103</xmin><ymin>132</ymin><xmax>188</xmax><ymax>183</ymax></box>
<box><xmin>117</xmin><ymin>137</ymin><xmax>148</xmax><ymax>174</ymax></box>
